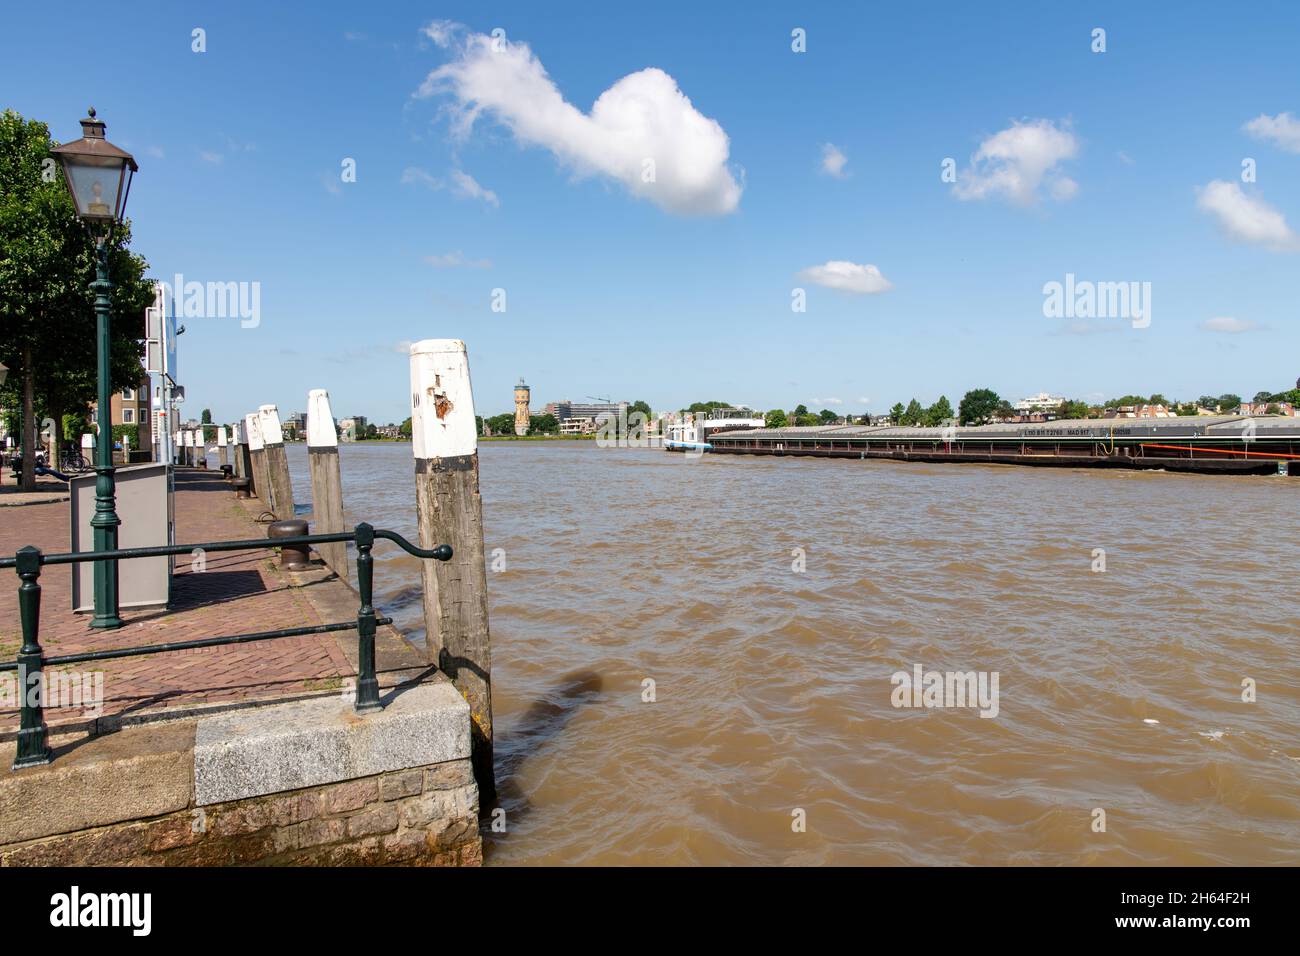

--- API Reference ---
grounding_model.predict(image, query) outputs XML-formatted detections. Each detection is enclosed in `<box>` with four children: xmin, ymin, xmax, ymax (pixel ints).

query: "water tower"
<box><xmin>514</xmin><ymin>379</ymin><xmax>531</xmax><ymax>435</ymax></box>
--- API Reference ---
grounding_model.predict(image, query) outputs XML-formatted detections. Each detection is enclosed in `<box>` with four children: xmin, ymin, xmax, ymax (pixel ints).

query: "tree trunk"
<box><xmin>20</xmin><ymin>346</ymin><xmax>36</xmax><ymax>492</ymax></box>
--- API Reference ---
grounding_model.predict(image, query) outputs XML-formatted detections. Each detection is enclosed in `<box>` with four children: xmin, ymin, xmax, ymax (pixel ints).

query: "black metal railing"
<box><xmin>0</xmin><ymin>523</ymin><xmax>451</xmax><ymax>770</ymax></box>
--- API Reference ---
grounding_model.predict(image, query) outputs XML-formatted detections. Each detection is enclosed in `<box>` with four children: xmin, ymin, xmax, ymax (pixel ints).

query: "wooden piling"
<box><xmin>217</xmin><ymin>425</ymin><xmax>229</xmax><ymax>469</ymax></box>
<box><xmin>258</xmin><ymin>405</ymin><xmax>295</xmax><ymax>521</ymax></box>
<box><xmin>233</xmin><ymin>421</ymin><xmax>249</xmax><ymax>481</ymax></box>
<box><xmin>306</xmin><ymin>389</ymin><xmax>348</xmax><ymax>581</ymax></box>
<box><xmin>245</xmin><ymin>412</ymin><xmax>271</xmax><ymax>503</ymax></box>
<box><xmin>410</xmin><ymin>339</ymin><xmax>494</xmax><ymax>801</ymax></box>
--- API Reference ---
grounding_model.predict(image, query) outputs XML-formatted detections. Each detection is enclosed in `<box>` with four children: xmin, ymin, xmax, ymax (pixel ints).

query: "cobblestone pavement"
<box><xmin>0</xmin><ymin>469</ymin><xmax>355</xmax><ymax>731</ymax></box>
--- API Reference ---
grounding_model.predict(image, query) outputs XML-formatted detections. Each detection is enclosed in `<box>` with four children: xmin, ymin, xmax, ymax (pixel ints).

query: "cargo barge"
<box><xmin>702</xmin><ymin>416</ymin><xmax>1300</xmax><ymax>476</ymax></box>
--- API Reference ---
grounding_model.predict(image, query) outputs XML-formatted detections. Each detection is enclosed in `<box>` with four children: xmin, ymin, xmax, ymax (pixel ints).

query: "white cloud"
<box><xmin>821</xmin><ymin>143</ymin><xmax>848</xmax><ymax>178</ymax></box>
<box><xmin>146</xmin><ymin>145</ymin><xmax>165</xmax><ymax>160</ymax></box>
<box><xmin>1195</xmin><ymin>180</ymin><xmax>1298</xmax><ymax>250</ymax></box>
<box><xmin>424</xmin><ymin>251</ymin><xmax>492</xmax><ymax>269</ymax></box>
<box><xmin>401</xmin><ymin>167</ymin><xmax>440</xmax><ymax>189</ymax></box>
<box><xmin>1243</xmin><ymin>112</ymin><xmax>1300</xmax><ymax>153</ymax></box>
<box><xmin>416</xmin><ymin>22</ymin><xmax>742</xmax><ymax>215</ymax></box>
<box><xmin>402</xmin><ymin>166</ymin><xmax>499</xmax><ymax>207</ymax></box>
<box><xmin>198</xmin><ymin>150</ymin><xmax>223</xmax><ymax>165</ymax></box>
<box><xmin>797</xmin><ymin>260</ymin><xmax>892</xmax><ymax>294</ymax></box>
<box><xmin>449</xmin><ymin>169</ymin><xmax>499</xmax><ymax>207</ymax></box>
<box><xmin>952</xmin><ymin>119</ymin><xmax>1078</xmax><ymax>205</ymax></box>
<box><xmin>1200</xmin><ymin>316</ymin><xmax>1260</xmax><ymax>334</ymax></box>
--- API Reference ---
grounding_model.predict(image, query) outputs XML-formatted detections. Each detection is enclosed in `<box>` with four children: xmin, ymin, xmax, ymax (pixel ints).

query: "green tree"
<box><xmin>529</xmin><ymin>413</ymin><xmax>559</xmax><ymax>435</ymax></box>
<box><xmin>818</xmin><ymin>408</ymin><xmax>838</xmax><ymax>423</ymax></box>
<box><xmin>765</xmin><ymin>409</ymin><xmax>788</xmax><ymax>428</ymax></box>
<box><xmin>486</xmin><ymin>413</ymin><xmax>516</xmax><ymax>435</ymax></box>
<box><xmin>399</xmin><ymin>416</ymin><xmax>412</xmax><ymax>439</ymax></box>
<box><xmin>888</xmin><ymin>402</ymin><xmax>905</xmax><ymax>425</ymax></box>
<box><xmin>0</xmin><ymin>110</ymin><xmax>153</xmax><ymax>489</ymax></box>
<box><xmin>958</xmin><ymin>389</ymin><xmax>1001</xmax><ymax>426</ymax></box>
<box><xmin>902</xmin><ymin>399</ymin><xmax>923</xmax><ymax>426</ymax></box>
<box><xmin>924</xmin><ymin>395</ymin><xmax>954</xmax><ymax>427</ymax></box>
<box><xmin>1218</xmin><ymin>394</ymin><xmax>1241</xmax><ymax>412</ymax></box>
<box><xmin>628</xmin><ymin>399</ymin><xmax>652</xmax><ymax>420</ymax></box>
<box><xmin>1057</xmin><ymin>399</ymin><xmax>1090</xmax><ymax>420</ymax></box>
<box><xmin>200</xmin><ymin>408</ymin><xmax>212</xmax><ymax>424</ymax></box>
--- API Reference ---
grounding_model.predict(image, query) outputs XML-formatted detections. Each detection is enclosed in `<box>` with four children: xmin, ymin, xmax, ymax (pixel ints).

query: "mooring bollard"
<box><xmin>307</xmin><ymin>388</ymin><xmax>349</xmax><ymax>581</ymax></box>
<box><xmin>267</xmin><ymin>518</ymin><xmax>311</xmax><ymax>570</ymax></box>
<box><xmin>410</xmin><ymin>339</ymin><xmax>495</xmax><ymax>801</ymax></box>
<box><xmin>245</xmin><ymin>412</ymin><xmax>270</xmax><ymax>502</ymax></box>
<box><xmin>217</xmin><ymin>425</ymin><xmax>229</xmax><ymax>470</ymax></box>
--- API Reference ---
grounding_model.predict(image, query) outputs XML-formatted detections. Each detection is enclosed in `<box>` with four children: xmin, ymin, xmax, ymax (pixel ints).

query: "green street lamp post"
<box><xmin>52</xmin><ymin>108</ymin><xmax>137</xmax><ymax>630</ymax></box>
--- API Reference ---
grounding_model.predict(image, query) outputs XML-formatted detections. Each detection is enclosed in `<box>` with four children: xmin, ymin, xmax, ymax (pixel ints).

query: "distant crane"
<box><xmin>587</xmin><ymin>395</ymin><xmax>613</xmax><ymax>404</ymax></box>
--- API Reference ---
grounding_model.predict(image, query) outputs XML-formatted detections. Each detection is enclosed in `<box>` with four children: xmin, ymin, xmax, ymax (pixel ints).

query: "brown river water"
<box><xmin>285</xmin><ymin>440</ymin><xmax>1300</xmax><ymax>866</ymax></box>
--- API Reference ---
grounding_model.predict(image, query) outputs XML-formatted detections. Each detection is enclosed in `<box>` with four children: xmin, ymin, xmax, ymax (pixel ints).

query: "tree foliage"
<box><xmin>0</xmin><ymin>109</ymin><xmax>153</xmax><ymax>487</ymax></box>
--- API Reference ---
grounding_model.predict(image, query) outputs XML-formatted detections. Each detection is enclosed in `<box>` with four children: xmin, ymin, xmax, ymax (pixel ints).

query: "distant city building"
<box><xmin>560</xmin><ymin>417</ymin><xmax>598</xmax><ymax>434</ymax></box>
<box><xmin>514</xmin><ymin>379</ymin><xmax>531</xmax><ymax>436</ymax></box>
<box><xmin>545</xmin><ymin>399</ymin><xmax>627</xmax><ymax>423</ymax></box>
<box><xmin>1103</xmin><ymin>404</ymin><xmax>1174</xmax><ymax>419</ymax></box>
<box><xmin>1014</xmin><ymin>392</ymin><xmax>1066</xmax><ymax>414</ymax></box>
<box><xmin>283</xmin><ymin>411</ymin><xmax>306</xmax><ymax>439</ymax></box>
<box><xmin>337</xmin><ymin>416</ymin><xmax>367</xmax><ymax>440</ymax></box>
<box><xmin>89</xmin><ymin>372</ymin><xmax>152</xmax><ymax>455</ymax></box>
<box><xmin>1240</xmin><ymin>401</ymin><xmax>1298</xmax><ymax>416</ymax></box>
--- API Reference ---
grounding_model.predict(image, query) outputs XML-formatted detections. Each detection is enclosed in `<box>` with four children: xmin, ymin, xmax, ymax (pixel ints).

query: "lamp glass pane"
<box><xmin>63</xmin><ymin>157</ymin><xmax>124</xmax><ymax>220</ymax></box>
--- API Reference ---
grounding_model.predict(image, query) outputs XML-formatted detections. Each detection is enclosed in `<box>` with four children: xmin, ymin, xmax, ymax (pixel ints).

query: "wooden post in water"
<box><xmin>258</xmin><ymin>405</ymin><xmax>295</xmax><ymax>520</ymax></box>
<box><xmin>246</xmin><ymin>412</ymin><xmax>270</xmax><ymax>502</ymax></box>
<box><xmin>217</xmin><ymin>425</ymin><xmax>229</xmax><ymax>470</ymax></box>
<box><xmin>410</xmin><ymin>339</ymin><xmax>494</xmax><ymax>801</ymax></box>
<box><xmin>306</xmin><ymin>389</ymin><xmax>348</xmax><ymax>580</ymax></box>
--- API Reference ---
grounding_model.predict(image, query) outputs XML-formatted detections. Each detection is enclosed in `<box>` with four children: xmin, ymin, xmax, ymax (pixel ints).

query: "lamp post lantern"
<box><xmin>52</xmin><ymin>108</ymin><xmax>138</xmax><ymax>630</ymax></box>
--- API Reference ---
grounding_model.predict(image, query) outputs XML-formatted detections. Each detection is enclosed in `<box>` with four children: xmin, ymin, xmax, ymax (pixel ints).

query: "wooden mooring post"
<box><xmin>233</xmin><ymin>420</ymin><xmax>249</xmax><ymax>481</ymax></box>
<box><xmin>245</xmin><ymin>412</ymin><xmax>271</xmax><ymax>503</ymax></box>
<box><xmin>410</xmin><ymin>339</ymin><xmax>494</xmax><ymax>801</ymax></box>
<box><xmin>258</xmin><ymin>405</ymin><xmax>295</xmax><ymax>521</ymax></box>
<box><xmin>306</xmin><ymin>389</ymin><xmax>348</xmax><ymax>581</ymax></box>
<box><xmin>217</xmin><ymin>425</ymin><xmax>229</xmax><ymax>469</ymax></box>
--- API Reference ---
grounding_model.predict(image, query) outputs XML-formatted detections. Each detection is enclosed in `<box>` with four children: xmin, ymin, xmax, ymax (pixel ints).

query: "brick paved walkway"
<box><xmin>0</xmin><ymin>469</ymin><xmax>362</xmax><ymax>733</ymax></box>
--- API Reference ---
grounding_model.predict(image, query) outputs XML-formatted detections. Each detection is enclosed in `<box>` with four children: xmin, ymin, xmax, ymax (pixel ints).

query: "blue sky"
<box><xmin>4</xmin><ymin>1</ymin><xmax>1300</xmax><ymax>423</ymax></box>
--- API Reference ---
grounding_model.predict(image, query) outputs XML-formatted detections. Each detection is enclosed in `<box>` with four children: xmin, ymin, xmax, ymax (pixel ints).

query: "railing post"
<box><xmin>353</xmin><ymin>522</ymin><xmax>381</xmax><ymax>714</ymax></box>
<box><xmin>13</xmin><ymin>546</ymin><xmax>52</xmax><ymax>769</ymax></box>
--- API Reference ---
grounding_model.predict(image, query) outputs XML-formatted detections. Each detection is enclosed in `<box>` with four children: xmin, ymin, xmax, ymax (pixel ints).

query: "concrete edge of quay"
<box><xmin>0</xmin><ymin>677</ymin><xmax>480</xmax><ymax>866</ymax></box>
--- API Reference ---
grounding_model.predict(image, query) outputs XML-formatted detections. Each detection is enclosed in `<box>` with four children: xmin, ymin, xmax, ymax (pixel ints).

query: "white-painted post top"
<box><xmin>410</xmin><ymin>339</ymin><xmax>477</xmax><ymax>460</ymax></box>
<box><xmin>179</xmin><ymin>430</ymin><xmax>189</xmax><ymax>447</ymax></box>
<box><xmin>257</xmin><ymin>404</ymin><xmax>284</xmax><ymax>446</ymax></box>
<box><xmin>216</xmin><ymin>425</ymin><xmax>228</xmax><ymax>445</ymax></box>
<box><xmin>81</xmin><ymin>432</ymin><xmax>95</xmax><ymax>450</ymax></box>
<box><xmin>306</xmin><ymin>389</ymin><xmax>338</xmax><ymax>448</ymax></box>
<box><xmin>246</xmin><ymin>413</ymin><xmax>264</xmax><ymax>452</ymax></box>
<box><xmin>235</xmin><ymin>420</ymin><xmax>246</xmax><ymax>444</ymax></box>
